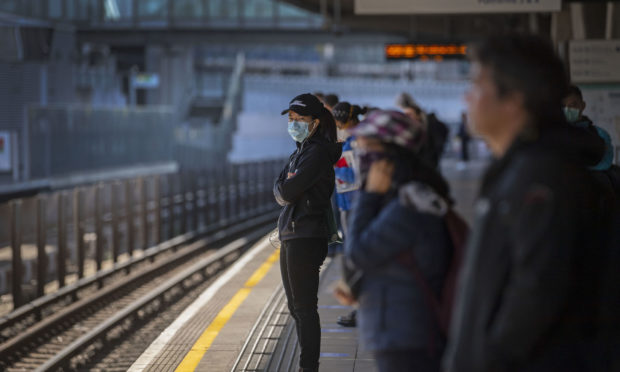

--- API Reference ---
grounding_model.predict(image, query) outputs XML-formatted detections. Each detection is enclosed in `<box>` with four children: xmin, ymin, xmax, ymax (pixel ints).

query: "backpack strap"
<box><xmin>398</xmin><ymin>208</ymin><xmax>470</xmax><ymax>356</ymax></box>
<box><xmin>398</xmin><ymin>251</ymin><xmax>442</xmax><ymax>357</ymax></box>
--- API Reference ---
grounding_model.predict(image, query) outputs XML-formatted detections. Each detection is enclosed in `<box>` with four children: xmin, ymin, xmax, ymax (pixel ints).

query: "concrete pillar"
<box><xmin>551</xmin><ymin>7</ymin><xmax>572</xmax><ymax>46</ymax></box>
<box><xmin>570</xmin><ymin>2</ymin><xmax>586</xmax><ymax>40</ymax></box>
<box><xmin>529</xmin><ymin>13</ymin><xmax>539</xmax><ymax>34</ymax></box>
<box><xmin>606</xmin><ymin>2</ymin><xmax>615</xmax><ymax>40</ymax></box>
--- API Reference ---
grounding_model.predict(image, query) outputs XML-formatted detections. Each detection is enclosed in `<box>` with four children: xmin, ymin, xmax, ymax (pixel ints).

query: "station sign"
<box><xmin>385</xmin><ymin>44</ymin><xmax>467</xmax><ymax>60</ymax></box>
<box><xmin>132</xmin><ymin>73</ymin><xmax>160</xmax><ymax>89</ymax></box>
<box><xmin>356</xmin><ymin>0</ymin><xmax>562</xmax><ymax>14</ymax></box>
<box><xmin>569</xmin><ymin>40</ymin><xmax>620</xmax><ymax>83</ymax></box>
<box><xmin>0</xmin><ymin>131</ymin><xmax>12</xmax><ymax>172</ymax></box>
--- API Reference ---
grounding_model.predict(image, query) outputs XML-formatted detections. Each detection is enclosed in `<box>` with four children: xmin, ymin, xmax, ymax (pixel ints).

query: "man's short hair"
<box><xmin>566</xmin><ymin>85</ymin><xmax>583</xmax><ymax>101</ymax></box>
<box><xmin>469</xmin><ymin>34</ymin><xmax>568</xmax><ymax>125</ymax></box>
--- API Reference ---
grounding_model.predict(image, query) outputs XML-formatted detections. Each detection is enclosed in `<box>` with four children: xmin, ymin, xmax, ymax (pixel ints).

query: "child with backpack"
<box><xmin>342</xmin><ymin>110</ymin><xmax>467</xmax><ymax>372</ymax></box>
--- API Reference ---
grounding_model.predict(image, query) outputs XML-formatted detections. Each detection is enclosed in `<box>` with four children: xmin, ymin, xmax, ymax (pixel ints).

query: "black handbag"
<box><xmin>326</xmin><ymin>202</ymin><xmax>342</xmax><ymax>246</ymax></box>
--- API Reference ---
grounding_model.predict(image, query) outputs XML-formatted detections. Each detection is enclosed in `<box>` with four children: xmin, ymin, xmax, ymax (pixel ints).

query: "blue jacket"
<box><xmin>345</xmin><ymin>183</ymin><xmax>452</xmax><ymax>352</ymax></box>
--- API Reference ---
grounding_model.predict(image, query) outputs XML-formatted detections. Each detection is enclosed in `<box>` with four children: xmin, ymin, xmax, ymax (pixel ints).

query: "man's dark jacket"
<box><xmin>274</xmin><ymin>134</ymin><xmax>342</xmax><ymax>241</ymax></box>
<box><xmin>443</xmin><ymin>124</ymin><xmax>616</xmax><ymax>372</ymax></box>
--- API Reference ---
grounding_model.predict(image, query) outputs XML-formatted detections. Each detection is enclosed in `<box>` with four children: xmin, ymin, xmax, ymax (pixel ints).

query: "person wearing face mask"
<box><xmin>563</xmin><ymin>85</ymin><xmax>614</xmax><ymax>172</ymax></box>
<box><xmin>563</xmin><ymin>85</ymin><xmax>620</xmax><ymax>223</ymax></box>
<box><xmin>274</xmin><ymin>93</ymin><xmax>342</xmax><ymax>372</ymax></box>
<box><xmin>343</xmin><ymin>110</ymin><xmax>454</xmax><ymax>372</ymax></box>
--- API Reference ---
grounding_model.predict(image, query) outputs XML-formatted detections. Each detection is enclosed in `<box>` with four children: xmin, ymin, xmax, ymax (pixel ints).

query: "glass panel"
<box><xmin>209</xmin><ymin>0</ymin><xmax>238</xmax><ymax>19</ymax></box>
<box><xmin>138</xmin><ymin>0</ymin><xmax>167</xmax><ymax>19</ymax></box>
<box><xmin>73</xmin><ymin>0</ymin><xmax>91</xmax><ymax>19</ymax></box>
<box><xmin>28</xmin><ymin>0</ymin><xmax>47</xmax><ymax>18</ymax></box>
<box><xmin>173</xmin><ymin>0</ymin><xmax>204</xmax><ymax>18</ymax></box>
<box><xmin>0</xmin><ymin>1</ymin><xmax>19</xmax><ymax>14</ymax></box>
<box><xmin>48</xmin><ymin>0</ymin><xmax>63</xmax><ymax>18</ymax></box>
<box><xmin>276</xmin><ymin>1</ymin><xmax>310</xmax><ymax>18</ymax></box>
<box><xmin>243</xmin><ymin>0</ymin><xmax>273</xmax><ymax>19</ymax></box>
<box><xmin>65</xmin><ymin>0</ymin><xmax>77</xmax><ymax>19</ymax></box>
<box><xmin>64</xmin><ymin>0</ymin><xmax>90</xmax><ymax>20</ymax></box>
<box><xmin>103</xmin><ymin>0</ymin><xmax>125</xmax><ymax>21</ymax></box>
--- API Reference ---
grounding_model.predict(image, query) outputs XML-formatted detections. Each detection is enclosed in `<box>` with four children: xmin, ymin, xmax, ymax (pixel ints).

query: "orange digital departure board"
<box><xmin>385</xmin><ymin>44</ymin><xmax>467</xmax><ymax>60</ymax></box>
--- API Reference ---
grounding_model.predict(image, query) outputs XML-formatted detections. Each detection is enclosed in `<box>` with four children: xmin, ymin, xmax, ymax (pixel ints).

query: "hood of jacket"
<box><xmin>398</xmin><ymin>181</ymin><xmax>449</xmax><ymax>217</ymax></box>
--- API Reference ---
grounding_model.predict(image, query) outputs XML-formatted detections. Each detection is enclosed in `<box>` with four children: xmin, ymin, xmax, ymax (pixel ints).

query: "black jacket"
<box><xmin>274</xmin><ymin>134</ymin><xmax>342</xmax><ymax>241</ymax></box>
<box><xmin>444</xmin><ymin>125</ymin><xmax>615</xmax><ymax>372</ymax></box>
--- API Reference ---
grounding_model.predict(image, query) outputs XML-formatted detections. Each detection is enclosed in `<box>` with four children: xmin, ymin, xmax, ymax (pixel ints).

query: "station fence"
<box><xmin>1</xmin><ymin>159</ymin><xmax>285</xmax><ymax>311</ymax></box>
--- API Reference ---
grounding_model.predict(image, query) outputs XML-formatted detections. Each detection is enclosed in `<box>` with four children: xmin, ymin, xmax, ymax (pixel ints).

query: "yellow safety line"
<box><xmin>174</xmin><ymin>249</ymin><xmax>280</xmax><ymax>372</ymax></box>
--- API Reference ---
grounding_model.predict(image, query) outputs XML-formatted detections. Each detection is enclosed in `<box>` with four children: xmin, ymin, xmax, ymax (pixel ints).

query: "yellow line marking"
<box><xmin>174</xmin><ymin>249</ymin><xmax>280</xmax><ymax>372</ymax></box>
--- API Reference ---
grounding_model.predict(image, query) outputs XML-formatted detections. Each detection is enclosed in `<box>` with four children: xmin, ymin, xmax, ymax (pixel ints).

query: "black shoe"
<box><xmin>336</xmin><ymin>310</ymin><xmax>357</xmax><ymax>327</ymax></box>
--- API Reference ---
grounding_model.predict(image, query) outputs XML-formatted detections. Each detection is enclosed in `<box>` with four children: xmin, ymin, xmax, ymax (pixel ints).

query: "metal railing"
<box><xmin>2</xmin><ymin>159</ymin><xmax>285</xmax><ymax>311</ymax></box>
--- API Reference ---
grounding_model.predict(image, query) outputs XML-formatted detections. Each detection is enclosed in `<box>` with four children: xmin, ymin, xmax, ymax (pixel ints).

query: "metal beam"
<box><xmin>77</xmin><ymin>29</ymin><xmax>407</xmax><ymax>46</ymax></box>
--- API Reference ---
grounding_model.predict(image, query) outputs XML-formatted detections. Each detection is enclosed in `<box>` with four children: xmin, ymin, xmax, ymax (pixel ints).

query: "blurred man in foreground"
<box><xmin>443</xmin><ymin>35</ymin><xmax>616</xmax><ymax>372</ymax></box>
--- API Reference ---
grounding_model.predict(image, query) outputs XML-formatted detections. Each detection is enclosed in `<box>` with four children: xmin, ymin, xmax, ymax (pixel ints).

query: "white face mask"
<box><xmin>563</xmin><ymin>107</ymin><xmax>581</xmax><ymax>123</ymax></box>
<box><xmin>337</xmin><ymin>128</ymin><xmax>349</xmax><ymax>142</ymax></box>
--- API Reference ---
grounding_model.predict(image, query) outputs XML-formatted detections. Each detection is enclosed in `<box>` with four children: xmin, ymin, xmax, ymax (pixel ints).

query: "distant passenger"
<box><xmin>332</xmin><ymin>101</ymin><xmax>366</xmax><ymax>328</ymax></box>
<box><xmin>443</xmin><ymin>34</ymin><xmax>615</xmax><ymax>372</ymax></box>
<box><xmin>563</xmin><ymin>84</ymin><xmax>619</xmax><ymax>218</ymax></box>
<box><xmin>313</xmin><ymin>92</ymin><xmax>325</xmax><ymax>104</ymax></box>
<box><xmin>396</xmin><ymin>92</ymin><xmax>448</xmax><ymax>170</ymax></box>
<box><xmin>324</xmin><ymin>93</ymin><xmax>339</xmax><ymax>112</ymax></box>
<box><xmin>343</xmin><ymin>110</ymin><xmax>453</xmax><ymax>372</ymax></box>
<box><xmin>564</xmin><ymin>87</ymin><xmax>620</xmax><ymax>365</ymax></box>
<box><xmin>563</xmin><ymin>85</ymin><xmax>614</xmax><ymax>171</ymax></box>
<box><xmin>457</xmin><ymin>112</ymin><xmax>471</xmax><ymax>163</ymax></box>
<box><xmin>274</xmin><ymin>93</ymin><xmax>341</xmax><ymax>372</ymax></box>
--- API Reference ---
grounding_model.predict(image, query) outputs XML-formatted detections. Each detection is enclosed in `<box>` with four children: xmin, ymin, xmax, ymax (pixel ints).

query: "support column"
<box><xmin>570</xmin><ymin>2</ymin><xmax>586</xmax><ymax>40</ymax></box>
<box><xmin>606</xmin><ymin>2</ymin><xmax>615</xmax><ymax>40</ymax></box>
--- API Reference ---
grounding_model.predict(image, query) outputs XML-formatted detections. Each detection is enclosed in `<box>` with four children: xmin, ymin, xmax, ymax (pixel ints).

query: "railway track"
<box><xmin>0</xmin><ymin>211</ymin><xmax>279</xmax><ymax>371</ymax></box>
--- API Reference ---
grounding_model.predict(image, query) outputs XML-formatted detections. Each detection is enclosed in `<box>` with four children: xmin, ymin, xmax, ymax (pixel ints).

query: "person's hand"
<box><xmin>287</xmin><ymin>172</ymin><xmax>296</xmax><ymax>179</ymax></box>
<box><xmin>333</xmin><ymin>281</ymin><xmax>357</xmax><ymax>306</ymax></box>
<box><xmin>365</xmin><ymin>159</ymin><xmax>394</xmax><ymax>194</ymax></box>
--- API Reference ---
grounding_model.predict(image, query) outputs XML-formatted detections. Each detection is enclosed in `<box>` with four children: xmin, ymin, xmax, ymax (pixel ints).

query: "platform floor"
<box><xmin>128</xmin><ymin>158</ymin><xmax>488</xmax><ymax>372</ymax></box>
<box><xmin>129</xmin><ymin>235</ymin><xmax>284</xmax><ymax>372</ymax></box>
<box><xmin>272</xmin><ymin>255</ymin><xmax>377</xmax><ymax>372</ymax></box>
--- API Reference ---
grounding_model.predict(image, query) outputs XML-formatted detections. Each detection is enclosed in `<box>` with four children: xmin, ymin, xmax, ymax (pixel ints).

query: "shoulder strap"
<box><xmin>398</xmin><ymin>250</ymin><xmax>444</xmax><ymax>357</ymax></box>
<box><xmin>399</xmin><ymin>252</ymin><xmax>442</xmax><ymax>325</ymax></box>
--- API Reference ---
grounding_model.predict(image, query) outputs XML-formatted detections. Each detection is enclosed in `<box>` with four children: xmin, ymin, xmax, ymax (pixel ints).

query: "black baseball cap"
<box><xmin>281</xmin><ymin>93</ymin><xmax>325</xmax><ymax>117</ymax></box>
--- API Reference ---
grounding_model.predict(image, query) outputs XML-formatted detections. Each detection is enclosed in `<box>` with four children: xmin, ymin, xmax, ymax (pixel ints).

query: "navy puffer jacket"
<box><xmin>345</xmin><ymin>182</ymin><xmax>452</xmax><ymax>352</ymax></box>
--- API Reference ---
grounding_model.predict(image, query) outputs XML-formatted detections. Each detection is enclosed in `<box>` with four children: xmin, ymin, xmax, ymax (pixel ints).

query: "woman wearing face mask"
<box><xmin>344</xmin><ymin>110</ymin><xmax>453</xmax><ymax>372</ymax></box>
<box><xmin>274</xmin><ymin>93</ymin><xmax>342</xmax><ymax>372</ymax></box>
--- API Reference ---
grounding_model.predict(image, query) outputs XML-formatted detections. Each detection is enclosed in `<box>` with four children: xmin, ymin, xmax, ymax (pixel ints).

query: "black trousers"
<box><xmin>280</xmin><ymin>238</ymin><xmax>328</xmax><ymax>370</ymax></box>
<box><xmin>375</xmin><ymin>350</ymin><xmax>440</xmax><ymax>372</ymax></box>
